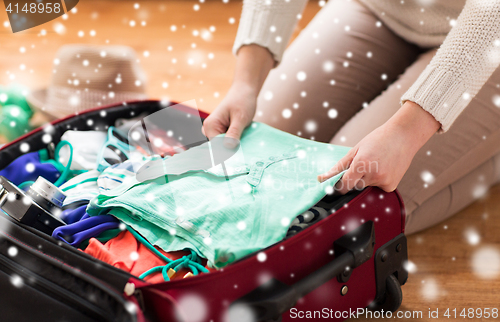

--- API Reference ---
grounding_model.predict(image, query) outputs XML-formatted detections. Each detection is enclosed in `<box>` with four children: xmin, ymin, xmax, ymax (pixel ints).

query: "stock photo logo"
<box><xmin>4</xmin><ymin>0</ymin><xmax>79</xmax><ymax>32</ymax></box>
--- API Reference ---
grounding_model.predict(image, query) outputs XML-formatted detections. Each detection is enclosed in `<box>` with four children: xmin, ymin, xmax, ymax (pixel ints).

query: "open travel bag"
<box><xmin>0</xmin><ymin>101</ymin><xmax>408</xmax><ymax>322</ymax></box>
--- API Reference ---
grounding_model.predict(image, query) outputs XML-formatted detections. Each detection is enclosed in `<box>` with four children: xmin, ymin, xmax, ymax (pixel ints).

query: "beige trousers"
<box><xmin>254</xmin><ymin>0</ymin><xmax>500</xmax><ymax>234</ymax></box>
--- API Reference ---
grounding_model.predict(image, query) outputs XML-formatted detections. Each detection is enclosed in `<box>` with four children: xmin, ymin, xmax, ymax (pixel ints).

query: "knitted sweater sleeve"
<box><xmin>401</xmin><ymin>0</ymin><xmax>500</xmax><ymax>132</ymax></box>
<box><xmin>232</xmin><ymin>0</ymin><xmax>308</xmax><ymax>64</ymax></box>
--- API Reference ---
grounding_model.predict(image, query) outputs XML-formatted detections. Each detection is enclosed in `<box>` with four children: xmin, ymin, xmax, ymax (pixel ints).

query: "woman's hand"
<box><xmin>318</xmin><ymin>101</ymin><xmax>441</xmax><ymax>193</ymax></box>
<box><xmin>202</xmin><ymin>44</ymin><xmax>274</xmax><ymax>143</ymax></box>
<box><xmin>202</xmin><ymin>83</ymin><xmax>258</xmax><ymax>143</ymax></box>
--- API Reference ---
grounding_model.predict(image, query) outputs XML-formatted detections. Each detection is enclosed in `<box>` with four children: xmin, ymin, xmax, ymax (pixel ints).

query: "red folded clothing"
<box><xmin>84</xmin><ymin>230</ymin><xmax>210</xmax><ymax>283</ymax></box>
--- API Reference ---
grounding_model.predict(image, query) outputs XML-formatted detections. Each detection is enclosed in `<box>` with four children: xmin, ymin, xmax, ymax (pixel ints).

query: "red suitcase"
<box><xmin>0</xmin><ymin>100</ymin><xmax>407</xmax><ymax>322</ymax></box>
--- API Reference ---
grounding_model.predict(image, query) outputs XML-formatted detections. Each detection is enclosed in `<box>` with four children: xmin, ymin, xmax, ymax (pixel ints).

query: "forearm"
<box><xmin>232</xmin><ymin>44</ymin><xmax>275</xmax><ymax>95</ymax></box>
<box><xmin>386</xmin><ymin>101</ymin><xmax>440</xmax><ymax>155</ymax></box>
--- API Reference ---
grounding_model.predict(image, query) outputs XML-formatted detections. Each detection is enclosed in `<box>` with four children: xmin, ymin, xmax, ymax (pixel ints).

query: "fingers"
<box><xmin>317</xmin><ymin>148</ymin><xmax>356</xmax><ymax>183</ymax></box>
<box><xmin>202</xmin><ymin>116</ymin><xmax>225</xmax><ymax>141</ymax></box>
<box><xmin>223</xmin><ymin>118</ymin><xmax>245</xmax><ymax>148</ymax></box>
<box><xmin>335</xmin><ymin>165</ymin><xmax>364</xmax><ymax>194</ymax></box>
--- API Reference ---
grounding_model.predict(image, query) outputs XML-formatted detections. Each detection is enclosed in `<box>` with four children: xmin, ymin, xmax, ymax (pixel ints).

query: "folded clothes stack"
<box><xmin>0</xmin><ymin>119</ymin><xmax>349</xmax><ymax>283</ymax></box>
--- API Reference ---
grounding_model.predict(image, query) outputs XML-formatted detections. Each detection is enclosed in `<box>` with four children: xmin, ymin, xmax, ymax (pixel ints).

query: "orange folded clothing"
<box><xmin>84</xmin><ymin>230</ymin><xmax>210</xmax><ymax>283</ymax></box>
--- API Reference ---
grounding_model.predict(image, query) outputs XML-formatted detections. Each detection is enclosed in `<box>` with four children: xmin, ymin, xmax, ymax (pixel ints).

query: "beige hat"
<box><xmin>27</xmin><ymin>44</ymin><xmax>148</xmax><ymax>119</ymax></box>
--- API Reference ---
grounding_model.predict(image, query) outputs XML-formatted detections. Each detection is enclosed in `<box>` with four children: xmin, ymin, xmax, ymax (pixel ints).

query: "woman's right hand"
<box><xmin>202</xmin><ymin>44</ymin><xmax>275</xmax><ymax>143</ymax></box>
<box><xmin>202</xmin><ymin>82</ymin><xmax>258</xmax><ymax>143</ymax></box>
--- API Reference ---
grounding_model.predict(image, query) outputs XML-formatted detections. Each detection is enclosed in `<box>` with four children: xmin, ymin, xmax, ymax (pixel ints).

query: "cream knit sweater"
<box><xmin>233</xmin><ymin>0</ymin><xmax>500</xmax><ymax>132</ymax></box>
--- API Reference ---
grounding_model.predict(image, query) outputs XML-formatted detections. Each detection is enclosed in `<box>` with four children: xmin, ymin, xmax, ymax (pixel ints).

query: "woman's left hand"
<box><xmin>318</xmin><ymin>101</ymin><xmax>441</xmax><ymax>194</ymax></box>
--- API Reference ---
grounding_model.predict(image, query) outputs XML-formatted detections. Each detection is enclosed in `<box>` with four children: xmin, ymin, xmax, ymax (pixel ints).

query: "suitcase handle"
<box><xmin>230</xmin><ymin>221</ymin><xmax>375</xmax><ymax>322</ymax></box>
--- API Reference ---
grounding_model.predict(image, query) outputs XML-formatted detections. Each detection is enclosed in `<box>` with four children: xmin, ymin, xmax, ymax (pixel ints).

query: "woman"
<box><xmin>202</xmin><ymin>0</ymin><xmax>500</xmax><ymax>234</ymax></box>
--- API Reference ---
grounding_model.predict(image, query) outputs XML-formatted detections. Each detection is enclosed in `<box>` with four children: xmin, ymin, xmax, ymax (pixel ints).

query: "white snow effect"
<box><xmin>305</xmin><ymin>120</ymin><xmax>317</xmax><ymax>133</ymax></box>
<box><xmin>129</xmin><ymin>251</ymin><xmax>139</xmax><ymax>261</ymax></box>
<box><xmin>7</xmin><ymin>246</ymin><xmax>18</xmax><ymax>257</ymax></box>
<box><xmin>472</xmin><ymin>184</ymin><xmax>488</xmax><ymax>199</ymax></box>
<box><xmin>42</xmin><ymin>134</ymin><xmax>52</xmax><ymax>144</ymax></box>
<box><xmin>328</xmin><ymin>108</ymin><xmax>338</xmax><ymax>119</ymax></box>
<box><xmin>224</xmin><ymin>304</ymin><xmax>255</xmax><ymax>322</ymax></box>
<box><xmin>124</xmin><ymin>302</ymin><xmax>137</xmax><ymax>315</ymax></box>
<box><xmin>323</xmin><ymin>61</ymin><xmax>334</xmax><ymax>72</ymax></box>
<box><xmin>10</xmin><ymin>275</ymin><xmax>23</xmax><ymax>288</ymax></box>
<box><xmin>282</xmin><ymin>109</ymin><xmax>292</xmax><ymax>119</ymax></box>
<box><xmin>69</xmin><ymin>95</ymin><xmax>80</xmax><ymax>106</ymax></box>
<box><xmin>9</xmin><ymin>107</ymin><xmax>20</xmax><ymax>117</ymax></box>
<box><xmin>296</xmin><ymin>71</ymin><xmax>307</xmax><ymax>81</ymax></box>
<box><xmin>420</xmin><ymin>278</ymin><xmax>440</xmax><ymax>301</ymax></box>
<box><xmin>176</xmin><ymin>207</ymin><xmax>185</xmax><ymax>216</ymax></box>
<box><xmin>464</xmin><ymin>228</ymin><xmax>481</xmax><ymax>246</ymax></box>
<box><xmin>492</xmin><ymin>95</ymin><xmax>500</xmax><ymax>108</ymax></box>
<box><xmin>229</xmin><ymin>17</ymin><xmax>235</xmax><ymax>24</ymax></box>
<box><xmin>20</xmin><ymin>143</ymin><xmax>30</xmax><ymax>153</ymax></box>
<box><xmin>257</xmin><ymin>252</ymin><xmax>267</xmax><ymax>262</ymax></box>
<box><xmin>403</xmin><ymin>260</ymin><xmax>417</xmax><ymax>274</ymax></box>
<box><xmin>201</xmin><ymin>29</ymin><xmax>213</xmax><ymax>41</ymax></box>
<box><xmin>281</xmin><ymin>217</ymin><xmax>290</xmax><ymax>227</ymax></box>
<box><xmin>237</xmin><ymin>221</ymin><xmax>247</xmax><ymax>231</ymax></box>
<box><xmin>264</xmin><ymin>91</ymin><xmax>273</xmax><ymax>101</ymax></box>
<box><xmin>131</xmin><ymin>131</ymin><xmax>141</xmax><ymax>141</ymax></box>
<box><xmin>471</xmin><ymin>246</ymin><xmax>500</xmax><ymax>279</ymax></box>
<box><xmin>420</xmin><ymin>170</ymin><xmax>435</xmax><ymax>184</ymax></box>
<box><xmin>178</xmin><ymin>294</ymin><xmax>208</xmax><ymax>322</ymax></box>
<box><xmin>25</xmin><ymin>163</ymin><xmax>35</xmax><ymax>173</ymax></box>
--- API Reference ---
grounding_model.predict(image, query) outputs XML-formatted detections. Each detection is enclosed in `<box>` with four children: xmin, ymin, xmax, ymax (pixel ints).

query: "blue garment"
<box><xmin>88</xmin><ymin>122</ymin><xmax>350</xmax><ymax>268</ymax></box>
<box><xmin>60</xmin><ymin>205</ymin><xmax>88</xmax><ymax>224</ymax></box>
<box><xmin>52</xmin><ymin>212</ymin><xmax>120</xmax><ymax>248</ymax></box>
<box><xmin>0</xmin><ymin>150</ymin><xmax>63</xmax><ymax>186</ymax></box>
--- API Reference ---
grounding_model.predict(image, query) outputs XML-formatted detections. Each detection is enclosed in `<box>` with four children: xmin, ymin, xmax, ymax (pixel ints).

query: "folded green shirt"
<box><xmin>87</xmin><ymin>122</ymin><xmax>350</xmax><ymax>268</ymax></box>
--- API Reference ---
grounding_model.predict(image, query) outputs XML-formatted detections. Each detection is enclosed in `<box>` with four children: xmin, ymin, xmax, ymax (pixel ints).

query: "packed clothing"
<box><xmin>0</xmin><ymin>118</ymin><xmax>349</xmax><ymax>282</ymax></box>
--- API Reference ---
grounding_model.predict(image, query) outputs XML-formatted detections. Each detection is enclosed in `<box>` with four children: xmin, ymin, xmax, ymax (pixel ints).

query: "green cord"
<box><xmin>18</xmin><ymin>181</ymin><xmax>35</xmax><ymax>190</ymax></box>
<box><xmin>61</xmin><ymin>177</ymin><xmax>98</xmax><ymax>192</ymax></box>
<box><xmin>54</xmin><ymin>140</ymin><xmax>73</xmax><ymax>187</ymax></box>
<box><xmin>127</xmin><ymin>225</ymin><xmax>209</xmax><ymax>281</ymax></box>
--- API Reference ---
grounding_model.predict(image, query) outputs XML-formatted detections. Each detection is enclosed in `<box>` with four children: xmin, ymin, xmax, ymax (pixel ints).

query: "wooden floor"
<box><xmin>1</xmin><ymin>1</ymin><xmax>499</xmax><ymax>321</ymax></box>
